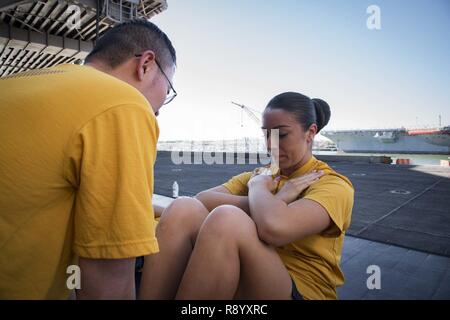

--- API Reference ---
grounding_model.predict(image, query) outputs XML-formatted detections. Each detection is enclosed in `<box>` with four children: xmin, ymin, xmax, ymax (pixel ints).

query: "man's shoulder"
<box><xmin>53</xmin><ymin>64</ymin><xmax>153</xmax><ymax>124</ymax></box>
<box><xmin>63</xmin><ymin>64</ymin><xmax>149</xmax><ymax>107</ymax></box>
<box><xmin>0</xmin><ymin>63</ymin><xmax>149</xmax><ymax>110</ymax></box>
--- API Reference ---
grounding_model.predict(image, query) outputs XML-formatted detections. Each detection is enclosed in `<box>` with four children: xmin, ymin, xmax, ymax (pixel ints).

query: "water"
<box><xmin>157</xmin><ymin>140</ymin><xmax>449</xmax><ymax>166</ymax></box>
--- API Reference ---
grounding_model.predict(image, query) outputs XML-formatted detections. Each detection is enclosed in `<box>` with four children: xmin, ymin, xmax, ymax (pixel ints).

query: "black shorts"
<box><xmin>291</xmin><ymin>278</ymin><xmax>304</xmax><ymax>300</ymax></box>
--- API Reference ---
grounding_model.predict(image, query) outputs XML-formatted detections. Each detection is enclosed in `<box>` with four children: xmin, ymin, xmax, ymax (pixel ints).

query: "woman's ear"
<box><xmin>307</xmin><ymin>123</ymin><xmax>318</xmax><ymax>144</ymax></box>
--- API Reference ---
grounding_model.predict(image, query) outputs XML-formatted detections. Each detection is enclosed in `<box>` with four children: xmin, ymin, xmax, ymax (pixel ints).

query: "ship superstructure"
<box><xmin>322</xmin><ymin>127</ymin><xmax>450</xmax><ymax>154</ymax></box>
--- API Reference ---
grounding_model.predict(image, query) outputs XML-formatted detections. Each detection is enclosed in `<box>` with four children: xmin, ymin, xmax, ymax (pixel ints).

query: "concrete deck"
<box><xmin>338</xmin><ymin>236</ymin><xmax>450</xmax><ymax>299</ymax></box>
<box><xmin>152</xmin><ymin>193</ymin><xmax>450</xmax><ymax>300</ymax></box>
<box><xmin>154</xmin><ymin>151</ymin><xmax>450</xmax><ymax>257</ymax></box>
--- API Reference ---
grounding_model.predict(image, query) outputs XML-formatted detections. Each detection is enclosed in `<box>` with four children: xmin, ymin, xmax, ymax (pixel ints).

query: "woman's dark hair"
<box><xmin>265</xmin><ymin>92</ymin><xmax>331</xmax><ymax>133</ymax></box>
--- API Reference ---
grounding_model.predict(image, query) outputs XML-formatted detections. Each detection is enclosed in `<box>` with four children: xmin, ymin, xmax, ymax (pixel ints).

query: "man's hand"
<box><xmin>275</xmin><ymin>170</ymin><xmax>324</xmax><ymax>204</ymax></box>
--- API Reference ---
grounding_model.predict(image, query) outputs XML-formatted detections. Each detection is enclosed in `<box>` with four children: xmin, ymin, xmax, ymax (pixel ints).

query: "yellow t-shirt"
<box><xmin>0</xmin><ymin>64</ymin><xmax>160</xmax><ymax>299</ymax></box>
<box><xmin>222</xmin><ymin>156</ymin><xmax>354</xmax><ymax>300</ymax></box>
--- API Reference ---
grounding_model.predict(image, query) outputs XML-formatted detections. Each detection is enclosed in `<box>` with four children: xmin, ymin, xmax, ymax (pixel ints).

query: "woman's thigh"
<box><xmin>204</xmin><ymin>205</ymin><xmax>294</xmax><ymax>299</ymax></box>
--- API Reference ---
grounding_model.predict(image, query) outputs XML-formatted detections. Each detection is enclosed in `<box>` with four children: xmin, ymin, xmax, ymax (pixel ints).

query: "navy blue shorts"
<box><xmin>291</xmin><ymin>279</ymin><xmax>304</xmax><ymax>300</ymax></box>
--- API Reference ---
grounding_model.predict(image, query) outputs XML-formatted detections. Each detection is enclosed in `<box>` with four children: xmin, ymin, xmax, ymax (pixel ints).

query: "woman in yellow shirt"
<box><xmin>140</xmin><ymin>92</ymin><xmax>354</xmax><ymax>300</ymax></box>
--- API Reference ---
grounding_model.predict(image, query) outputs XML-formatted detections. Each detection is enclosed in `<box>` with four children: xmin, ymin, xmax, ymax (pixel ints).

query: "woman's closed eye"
<box><xmin>262</xmin><ymin>130</ymin><xmax>288</xmax><ymax>139</ymax></box>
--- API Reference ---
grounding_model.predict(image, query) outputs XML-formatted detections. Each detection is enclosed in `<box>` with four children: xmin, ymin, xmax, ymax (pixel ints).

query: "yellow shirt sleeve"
<box><xmin>303</xmin><ymin>174</ymin><xmax>354</xmax><ymax>237</ymax></box>
<box><xmin>64</xmin><ymin>104</ymin><xmax>159</xmax><ymax>259</ymax></box>
<box><xmin>222</xmin><ymin>171</ymin><xmax>253</xmax><ymax>196</ymax></box>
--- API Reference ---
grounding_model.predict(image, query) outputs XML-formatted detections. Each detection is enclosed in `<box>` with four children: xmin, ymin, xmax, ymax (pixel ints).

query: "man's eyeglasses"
<box><xmin>135</xmin><ymin>54</ymin><xmax>177</xmax><ymax>105</ymax></box>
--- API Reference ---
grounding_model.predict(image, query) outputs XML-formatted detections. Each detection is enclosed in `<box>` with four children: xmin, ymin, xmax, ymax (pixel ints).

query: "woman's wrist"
<box><xmin>274</xmin><ymin>192</ymin><xmax>289</xmax><ymax>204</ymax></box>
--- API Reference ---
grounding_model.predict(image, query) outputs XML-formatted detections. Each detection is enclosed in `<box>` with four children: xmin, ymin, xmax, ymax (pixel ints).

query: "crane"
<box><xmin>230</xmin><ymin>101</ymin><xmax>261</xmax><ymax>127</ymax></box>
<box><xmin>231</xmin><ymin>101</ymin><xmax>278</xmax><ymax>173</ymax></box>
<box><xmin>230</xmin><ymin>101</ymin><xmax>264</xmax><ymax>154</ymax></box>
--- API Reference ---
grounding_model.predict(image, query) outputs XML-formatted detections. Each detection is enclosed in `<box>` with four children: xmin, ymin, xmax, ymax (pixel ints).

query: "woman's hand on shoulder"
<box><xmin>275</xmin><ymin>170</ymin><xmax>324</xmax><ymax>204</ymax></box>
<box><xmin>247</xmin><ymin>171</ymin><xmax>280</xmax><ymax>192</ymax></box>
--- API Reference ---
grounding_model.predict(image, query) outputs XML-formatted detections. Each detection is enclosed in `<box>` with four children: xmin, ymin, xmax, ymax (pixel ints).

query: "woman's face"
<box><xmin>262</xmin><ymin>108</ymin><xmax>316</xmax><ymax>171</ymax></box>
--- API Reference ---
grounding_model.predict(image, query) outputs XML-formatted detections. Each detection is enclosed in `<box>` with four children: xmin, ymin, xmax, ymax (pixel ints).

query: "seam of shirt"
<box><xmin>62</xmin><ymin>103</ymin><xmax>155</xmax><ymax>186</ymax></box>
<box><xmin>74</xmin><ymin>237</ymin><xmax>157</xmax><ymax>249</ymax></box>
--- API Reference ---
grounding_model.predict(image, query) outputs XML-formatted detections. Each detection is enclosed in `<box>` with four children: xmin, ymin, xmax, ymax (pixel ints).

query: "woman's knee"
<box><xmin>201</xmin><ymin>205</ymin><xmax>257</xmax><ymax>237</ymax></box>
<box><xmin>158</xmin><ymin>197</ymin><xmax>209</xmax><ymax>231</ymax></box>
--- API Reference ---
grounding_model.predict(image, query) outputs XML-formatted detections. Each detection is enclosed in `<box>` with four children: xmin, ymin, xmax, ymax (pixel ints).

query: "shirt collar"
<box><xmin>277</xmin><ymin>156</ymin><xmax>318</xmax><ymax>179</ymax></box>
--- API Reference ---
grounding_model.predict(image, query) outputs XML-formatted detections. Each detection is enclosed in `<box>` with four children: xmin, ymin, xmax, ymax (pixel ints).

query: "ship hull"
<box><xmin>322</xmin><ymin>129</ymin><xmax>450</xmax><ymax>155</ymax></box>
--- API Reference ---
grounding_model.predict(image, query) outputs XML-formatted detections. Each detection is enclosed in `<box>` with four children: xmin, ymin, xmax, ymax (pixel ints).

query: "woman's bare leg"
<box><xmin>176</xmin><ymin>205</ymin><xmax>293</xmax><ymax>300</ymax></box>
<box><xmin>139</xmin><ymin>197</ymin><xmax>209</xmax><ymax>299</ymax></box>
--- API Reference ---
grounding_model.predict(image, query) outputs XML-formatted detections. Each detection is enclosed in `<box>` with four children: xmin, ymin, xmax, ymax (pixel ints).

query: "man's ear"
<box><xmin>136</xmin><ymin>50</ymin><xmax>156</xmax><ymax>81</ymax></box>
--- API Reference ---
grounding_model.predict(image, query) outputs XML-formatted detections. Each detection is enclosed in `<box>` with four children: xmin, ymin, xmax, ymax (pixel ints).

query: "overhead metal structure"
<box><xmin>0</xmin><ymin>0</ymin><xmax>168</xmax><ymax>77</ymax></box>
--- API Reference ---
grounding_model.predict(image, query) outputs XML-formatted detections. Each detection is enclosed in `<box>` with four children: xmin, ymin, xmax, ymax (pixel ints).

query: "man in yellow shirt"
<box><xmin>0</xmin><ymin>20</ymin><xmax>176</xmax><ymax>299</ymax></box>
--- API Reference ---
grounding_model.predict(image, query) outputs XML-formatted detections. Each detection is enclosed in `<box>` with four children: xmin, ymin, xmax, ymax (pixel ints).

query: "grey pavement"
<box><xmin>338</xmin><ymin>236</ymin><xmax>450</xmax><ymax>300</ymax></box>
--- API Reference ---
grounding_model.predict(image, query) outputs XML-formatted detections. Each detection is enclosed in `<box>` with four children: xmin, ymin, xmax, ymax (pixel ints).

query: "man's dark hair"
<box><xmin>85</xmin><ymin>19</ymin><xmax>176</xmax><ymax>69</ymax></box>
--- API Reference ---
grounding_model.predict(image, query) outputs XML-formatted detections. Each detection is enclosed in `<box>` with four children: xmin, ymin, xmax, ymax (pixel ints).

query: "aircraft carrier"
<box><xmin>322</xmin><ymin>127</ymin><xmax>450</xmax><ymax>154</ymax></box>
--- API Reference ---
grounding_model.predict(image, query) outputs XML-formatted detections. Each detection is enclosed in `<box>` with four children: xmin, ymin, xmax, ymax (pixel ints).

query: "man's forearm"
<box><xmin>77</xmin><ymin>283</ymin><xmax>135</xmax><ymax>300</ymax></box>
<box><xmin>77</xmin><ymin>258</ymin><xmax>136</xmax><ymax>300</ymax></box>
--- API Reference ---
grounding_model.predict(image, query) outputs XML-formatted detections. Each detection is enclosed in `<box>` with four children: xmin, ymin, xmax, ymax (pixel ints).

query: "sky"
<box><xmin>151</xmin><ymin>0</ymin><xmax>450</xmax><ymax>141</ymax></box>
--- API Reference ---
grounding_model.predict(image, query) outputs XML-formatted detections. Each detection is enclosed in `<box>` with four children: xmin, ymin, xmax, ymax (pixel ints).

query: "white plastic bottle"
<box><xmin>172</xmin><ymin>181</ymin><xmax>179</xmax><ymax>198</ymax></box>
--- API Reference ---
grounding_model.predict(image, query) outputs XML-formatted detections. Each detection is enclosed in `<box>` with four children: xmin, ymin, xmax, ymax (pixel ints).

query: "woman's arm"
<box><xmin>248</xmin><ymin>173</ymin><xmax>331</xmax><ymax>247</ymax></box>
<box><xmin>195</xmin><ymin>186</ymin><xmax>250</xmax><ymax>213</ymax></box>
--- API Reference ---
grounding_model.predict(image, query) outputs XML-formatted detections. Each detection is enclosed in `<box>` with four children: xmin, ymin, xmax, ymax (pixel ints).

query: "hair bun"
<box><xmin>312</xmin><ymin>98</ymin><xmax>331</xmax><ymax>132</ymax></box>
